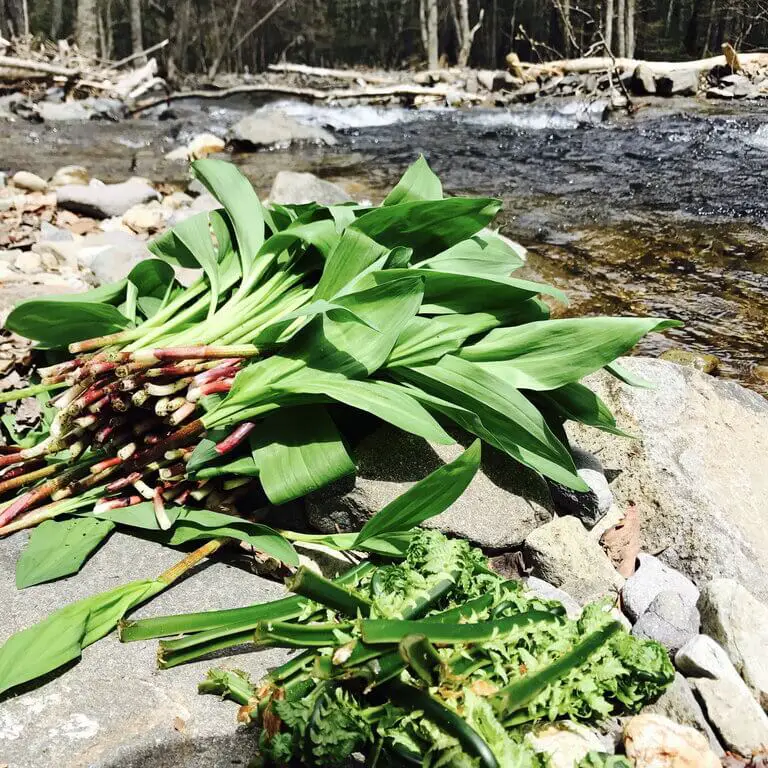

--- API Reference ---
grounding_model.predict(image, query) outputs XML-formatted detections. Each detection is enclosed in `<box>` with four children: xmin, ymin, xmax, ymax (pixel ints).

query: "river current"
<box><xmin>3</xmin><ymin>96</ymin><xmax>767</xmax><ymax>390</ymax></box>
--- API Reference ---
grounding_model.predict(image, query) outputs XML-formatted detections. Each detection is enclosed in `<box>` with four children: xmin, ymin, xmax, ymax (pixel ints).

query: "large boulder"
<box><xmin>268</xmin><ymin>170</ymin><xmax>352</xmax><ymax>206</ymax></box>
<box><xmin>227</xmin><ymin>111</ymin><xmax>336</xmax><ymax>150</ymax></box>
<box><xmin>56</xmin><ymin>179</ymin><xmax>160</xmax><ymax>219</ymax></box>
<box><xmin>0</xmin><ymin>531</ymin><xmax>289</xmax><ymax>768</ymax></box>
<box><xmin>655</xmin><ymin>69</ymin><xmax>700</xmax><ymax>96</ymax></box>
<box><xmin>306</xmin><ymin>425</ymin><xmax>554</xmax><ymax>550</ymax></box>
<box><xmin>566</xmin><ymin>357</ymin><xmax>768</xmax><ymax>600</ymax></box>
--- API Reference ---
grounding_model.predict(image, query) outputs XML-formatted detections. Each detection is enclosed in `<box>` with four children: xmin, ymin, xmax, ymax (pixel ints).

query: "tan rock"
<box><xmin>165</xmin><ymin>133</ymin><xmax>226</xmax><ymax>161</ymax></box>
<box><xmin>524</xmin><ymin>721</ymin><xmax>604</xmax><ymax>768</ymax></box>
<box><xmin>624</xmin><ymin>713</ymin><xmax>721</xmax><ymax>767</ymax></box>
<box><xmin>50</xmin><ymin>165</ymin><xmax>89</xmax><ymax>187</ymax></box>
<box><xmin>122</xmin><ymin>203</ymin><xmax>167</xmax><ymax>234</ymax></box>
<box><xmin>11</xmin><ymin>170</ymin><xmax>47</xmax><ymax>192</ymax></box>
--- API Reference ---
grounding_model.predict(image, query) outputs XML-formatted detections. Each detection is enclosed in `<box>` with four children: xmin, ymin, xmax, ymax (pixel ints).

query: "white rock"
<box><xmin>11</xmin><ymin>170</ymin><xmax>47</xmax><ymax>192</ymax></box>
<box><xmin>524</xmin><ymin>516</ymin><xmax>624</xmax><ymax>604</ymax></box>
<box><xmin>525</xmin><ymin>576</ymin><xmax>581</xmax><ymax>618</ymax></box>
<box><xmin>525</xmin><ymin>721</ymin><xmax>605</xmax><ymax>768</ymax></box>
<box><xmin>161</xmin><ymin>191</ymin><xmax>193</xmax><ymax>210</ymax></box>
<box><xmin>269</xmin><ymin>170</ymin><xmax>353</xmax><ymax>206</ymax></box>
<box><xmin>698</xmin><ymin>578</ymin><xmax>768</xmax><ymax>709</ymax></box>
<box><xmin>692</xmin><ymin>676</ymin><xmax>768</xmax><ymax>757</ymax></box>
<box><xmin>623</xmin><ymin>713</ymin><xmax>721</xmax><ymax>768</ymax></box>
<box><xmin>228</xmin><ymin>110</ymin><xmax>337</xmax><ymax>148</ymax></box>
<box><xmin>13</xmin><ymin>251</ymin><xmax>42</xmax><ymax>274</ymax></box>
<box><xmin>623</xmin><ymin>553</ymin><xmax>700</xmax><ymax>622</ymax></box>
<box><xmin>57</xmin><ymin>179</ymin><xmax>160</xmax><ymax>219</ymax></box>
<box><xmin>674</xmin><ymin>634</ymin><xmax>742</xmax><ymax>684</ymax></box>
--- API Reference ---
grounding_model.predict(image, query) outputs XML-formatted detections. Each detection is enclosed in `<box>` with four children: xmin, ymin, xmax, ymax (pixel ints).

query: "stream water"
<box><xmin>2</xmin><ymin>96</ymin><xmax>767</xmax><ymax>391</ymax></box>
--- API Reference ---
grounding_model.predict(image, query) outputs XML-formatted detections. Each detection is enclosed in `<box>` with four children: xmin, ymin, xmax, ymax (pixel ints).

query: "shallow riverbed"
<box><xmin>2</xmin><ymin>95</ymin><xmax>767</xmax><ymax>390</ymax></box>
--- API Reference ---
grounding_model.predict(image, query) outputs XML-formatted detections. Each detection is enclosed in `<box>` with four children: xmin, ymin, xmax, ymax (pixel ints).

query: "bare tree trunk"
<box><xmin>50</xmin><ymin>0</ymin><xmax>63</xmax><ymax>38</ymax></box>
<box><xmin>129</xmin><ymin>0</ymin><xmax>145</xmax><ymax>64</ymax></box>
<box><xmin>665</xmin><ymin>0</ymin><xmax>674</xmax><ymax>35</ymax></box>
<box><xmin>419</xmin><ymin>0</ymin><xmax>429</xmax><ymax>53</ymax></box>
<box><xmin>454</xmin><ymin>0</ymin><xmax>484</xmax><ymax>66</ymax></box>
<box><xmin>427</xmin><ymin>0</ymin><xmax>439</xmax><ymax>69</ymax></box>
<box><xmin>3</xmin><ymin>0</ymin><xmax>25</xmax><ymax>37</ymax></box>
<box><xmin>616</xmin><ymin>0</ymin><xmax>626</xmax><ymax>56</ymax></box>
<box><xmin>207</xmin><ymin>0</ymin><xmax>243</xmax><ymax>79</ymax></box>
<box><xmin>626</xmin><ymin>0</ymin><xmax>635</xmax><ymax>55</ymax></box>
<box><xmin>76</xmin><ymin>0</ymin><xmax>100</xmax><ymax>58</ymax></box>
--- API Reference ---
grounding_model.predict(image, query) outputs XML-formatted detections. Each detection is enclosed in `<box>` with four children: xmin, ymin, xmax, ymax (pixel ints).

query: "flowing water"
<box><xmin>2</xmin><ymin>96</ymin><xmax>767</xmax><ymax>391</ymax></box>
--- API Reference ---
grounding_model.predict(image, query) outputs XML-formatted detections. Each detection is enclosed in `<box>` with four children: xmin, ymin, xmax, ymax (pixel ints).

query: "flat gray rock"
<box><xmin>228</xmin><ymin>111</ymin><xmax>337</xmax><ymax>149</ymax></box>
<box><xmin>548</xmin><ymin>447</ymin><xmax>613</xmax><ymax>529</ymax></box>
<box><xmin>523</xmin><ymin>515</ymin><xmax>624</xmax><ymax>604</ymax></box>
<box><xmin>57</xmin><ymin>179</ymin><xmax>160</xmax><ymax>219</ymax></box>
<box><xmin>306</xmin><ymin>425</ymin><xmax>554</xmax><ymax>550</ymax></box>
<box><xmin>567</xmin><ymin>357</ymin><xmax>768</xmax><ymax>600</ymax></box>
<box><xmin>623</xmin><ymin>553</ymin><xmax>700</xmax><ymax>622</ymax></box>
<box><xmin>269</xmin><ymin>171</ymin><xmax>352</xmax><ymax>206</ymax></box>
<box><xmin>0</xmin><ymin>531</ymin><xmax>290</xmax><ymax>768</ymax></box>
<box><xmin>692</xmin><ymin>676</ymin><xmax>768</xmax><ymax>757</ymax></box>
<box><xmin>632</xmin><ymin>590</ymin><xmax>700</xmax><ymax>653</ymax></box>
<box><xmin>698</xmin><ymin>578</ymin><xmax>768</xmax><ymax>709</ymax></box>
<box><xmin>642</xmin><ymin>673</ymin><xmax>723</xmax><ymax>755</ymax></box>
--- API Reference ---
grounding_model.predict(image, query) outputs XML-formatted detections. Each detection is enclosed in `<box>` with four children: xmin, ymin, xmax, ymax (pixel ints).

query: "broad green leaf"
<box><xmin>526</xmin><ymin>383</ymin><xmax>631</xmax><ymax>437</ymax></box>
<box><xmin>250</xmin><ymin>407</ymin><xmax>355</xmax><ymax>505</ymax></box>
<box><xmin>314</xmin><ymin>228</ymin><xmax>389</xmax><ymax>300</ymax></box>
<box><xmin>92</xmin><ymin>502</ymin><xmax>182</xmax><ymax>530</ymax></box>
<box><xmin>169</xmin><ymin>509</ymin><xmax>299</xmax><ymax>566</ymax></box>
<box><xmin>0</xmin><ymin>578</ymin><xmax>163</xmax><ymax>695</ymax></box>
<box><xmin>275</xmin><ymin>375</ymin><xmax>454</xmax><ymax>445</ymax></box>
<box><xmin>274</xmin><ymin>298</ymin><xmax>380</xmax><ymax>331</ymax></box>
<box><xmin>383</xmin><ymin>155</ymin><xmax>443</xmax><ymax>206</ymax></box>
<box><xmin>127</xmin><ymin>258</ymin><xmax>176</xmax><ymax>300</ymax></box>
<box><xmin>419</xmin><ymin>232</ymin><xmax>526</xmax><ymax>277</ymax></box>
<box><xmin>284</xmin><ymin>531</ymin><xmax>413</xmax><ymax>557</ymax></box>
<box><xmin>355</xmin><ymin>440</ymin><xmax>481</xmax><ymax>546</ymax></box>
<box><xmin>191</xmin><ymin>159</ymin><xmax>266</xmax><ymax>273</ymax></box>
<box><xmin>171</xmin><ymin>213</ymin><xmax>221</xmax><ymax>318</ymax></box>
<box><xmin>352</xmin><ymin>197</ymin><xmax>501</xmax><ymax>259</ymax></box>
<box><xmin>458</xmin><ymin>317</ymin><xmax>681</xmax><ymax>391</ymax></box>
<box><xmin>15</xmin><ymin>517</ymin><xmax>115</xmax><ymax>589</ymax></box>
<box><xmin>4</xmin><ymin>300</ymin><xmax>130</xmax><ymax>346</ymax></box>
<box><xmin>385</xmin><ymin>313</ymin><xmax>501</xmax><ymax>368</ymax></box>
<box><xmin>393</xmin><ymin>356</ymin><xmax>586</xmax><ymax>489</ymax></box>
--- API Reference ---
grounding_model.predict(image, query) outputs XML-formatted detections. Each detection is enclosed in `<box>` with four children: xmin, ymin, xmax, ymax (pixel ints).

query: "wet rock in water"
<box><xmin>698</xmin><ymin>578</ymin><xmax>768</xmax><ymax>709</ymax></box>
<box><xmin>675</xmin><ymin>634</ymin><xmax>742</xmax><ymax>683</ymax></box>
<box><xmin>476</xmin><ymin>69</ymin><xmax>509</xmax><ymax>91</ymax></box>
<box><xmin>642</xmin><ymin>673</ymin><xmax>723</xmax><ymax>755</ymax></box>
<box><xmin>692</xmin><ymin>676</ymin><xmax>768</xmax><ymax>757</ymax></box>
<box><xmin>632</xmin><ymin>590</ymin><xmax>700</xmax><ymax>653</ymax></box>
<box><xmin>166</xmin><ymin>132</ymin><xmax>226</xmax><ymax>161</ymax></box>
<box><xmin>623</xmin><ymin>713</ymin><xmax>721</xmax><ymax>768</ymax></box>
<box><xmin>228</xmin><ymin>110</ymin><xmax>337</xmax><ymax>149</ymax></box>
<box><xmin>524</xmin><ymin>721</ymin><xmax>606</xmax><ymax>767</ymax></box>
<box><xmin>11</xmin><ymin>170</ymin><xmax>47</xmax><ymax>192</ymax></box>
<box><xmin>525</xmin><ymin>576</ymin><xmax>582</xmax><ymax>618</ymax></box>
<box><xmin>0</xmin><ymin>531</ymin><xmax>290</xmax><ymax>768</ymax></box>
<box><xmin>659</xmin><ymin>348</ymin><xmax>719</xmax><ymax>374</ymax></box>
<box><xmin>38</xmin><ymin>100</ymin><xmax>91</xmax><ymax>122</ymax></box>
<box><xmin>305</xmin><ymin>424</ymin><xmax>554</xmax><ymax>549</ymax></box>
<box><xmin>632</xmin><ymin>63</ymin><xmax>657</xmax><ymax>95</ymax></box>
<box><xmin>57</xmin><ymin>179</ymin><xmax>160</xmax><ymax>219</ymax></box>
<box><xmin>49</xmin><ymin>165</ymin><xmax>89</xmax><ymax>187</ymax></box>
<box><xmin>622</xmin><ymin>553</ymin><xmax>700</xmax><ymax>622</ymax></box>
<box><xmin>548</xmin><ymin>446</ymin><xmax>612</xmax><ymax>529</ymax></box>
<box><xmin>655</xmin><ymin>69</ymin><xmax>700</xmax><ymax>96</ymax></box>
<box><xmin>514</xmin><ymin>81</ymin><xmax>541</xmax><ymax>101</ymax></box>
<box><xmin>524</xmin><ymin>515</ymin><xmax>624</xmax><ymax>604</ymax></box>
<box><xmin>707</xmin><ymin>86</ymin><xmax>736</xmax><ymax>99</ymax></box>
<box><xmin>269</xmin><ymin>170</ymin><xmax>353</xmax><ymax>206</ymax></box>
<box><xmin>566</xmin><ymin>357</ymin><xmax>768</xmax><ymax>600</ymax></box>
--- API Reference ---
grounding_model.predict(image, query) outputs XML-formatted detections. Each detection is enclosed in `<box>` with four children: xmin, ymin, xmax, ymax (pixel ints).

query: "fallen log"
<box><xmin>0</xmin><ymin>55</ymin><xmax>78</xmax><ymax>79</ymax></box>
<box><xmin>523</xmin><ymin>52</ymin><xmax>768</xmax><ymax>75</ymax></box>
<box><xmin>130</xmin><ymin>81</ymin><xmax>484</xmax><ymax>115</ymax></box>
<box><xmin>267</xmin><ymin>62</ymin><xmax>396</xmax><ymax>84</ymax></box>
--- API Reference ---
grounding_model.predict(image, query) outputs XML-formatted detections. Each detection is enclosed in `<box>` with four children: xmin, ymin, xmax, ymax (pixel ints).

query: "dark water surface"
<box><xmin>3</xmin><ymin>97</ymin><xmax>767</xmax><ymax>389</ymax></box>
